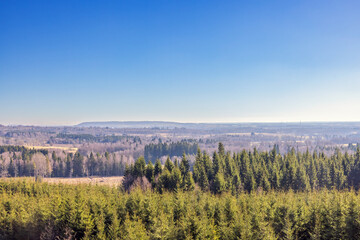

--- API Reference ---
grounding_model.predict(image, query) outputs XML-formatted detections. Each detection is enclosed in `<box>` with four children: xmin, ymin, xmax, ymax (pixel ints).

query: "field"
<box><xmin>0</xmin><ymin>176</ymin><xmax>124</xmax><ymax>186</ymax></box>
<box><xmin>24</xmin><ymin>145</ymin><xmax>78</xmax><ymax>153</ymax></box>
<box><xmin>43</xmin><ymin>176</ymin><xmax>123</xmax><ymax>186</ymax></box>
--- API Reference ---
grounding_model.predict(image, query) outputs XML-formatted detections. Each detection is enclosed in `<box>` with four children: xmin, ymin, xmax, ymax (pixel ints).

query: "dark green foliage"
<box><xmin>72</xmin><ymin>152</ymin><xmax>84</xmax><ymax>177</ymax></box>
<box><xmin>133</xmin><ymin>157</ymin><xmax>146</xmax><ymax>178</ymax></box>
<box><xmin>145</xmin><ymin>161</ymin><xmax>154</xmax><ymax>182</ymax></box>
<box><xmin>123</xmin><ymin>144</ymin><xmax>360</xmax><ymax>194</ymax></box>
<box><xmin>144</xmin><ymin>141</ymin><xmax>198</xmax><ymax>162</ymax></box>
<box><xmin>154</xmin><ymin>159</ymin><xmax>162</xmax><ymax>176</ymax></box>
<box><xmin>0</xmin><ymin>145</ymin><xmax>48</xmax><ymax>155</ymax></box>
<box><xmin>212</xmin><ymin>172</ymin><xmax>226</xmax><ymax>194</ymax></box>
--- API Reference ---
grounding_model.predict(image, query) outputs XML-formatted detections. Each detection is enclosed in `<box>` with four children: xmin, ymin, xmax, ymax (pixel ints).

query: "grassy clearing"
<box><xmin>1</xmin><ymin>176</ymin><xmax>123</xmax><ymax>186</ymax></box>
<box><xmin>24</xmin><ymin>145</ymin><xmax>78</xmax><ymax>153</ymax></box>
<box><xmin>43</xmin><ymin>176</ymin><xmax>123</xmax><ymax>186</ymax></box>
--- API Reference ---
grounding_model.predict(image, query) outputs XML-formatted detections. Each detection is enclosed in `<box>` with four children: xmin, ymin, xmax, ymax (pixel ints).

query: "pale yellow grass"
<box><xmin>43</xmin><ymin>176</ymin><xmax>123</xmax><ymax>186</ymax></box>
<box><xmin>25</xmin><ymin>145</ymin><xmax>78</xmax><ymax>153</ymax></box>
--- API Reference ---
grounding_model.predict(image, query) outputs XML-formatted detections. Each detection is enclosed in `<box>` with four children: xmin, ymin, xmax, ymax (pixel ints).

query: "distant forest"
<box><xmin>144</xmin><ymin>141</ymin><xmax>198</xmax><ymax>162</ymax></box>
<box><xmin>50</xmin><ymin>133</ymin><xmax>141</xmax><ymax>144</ymax></box>
<box><xmin>3</xmin><ymin>143</ymin><xmax>360</xmax><ymax>194</ymax></box>
<box><xmin>0</xmin><ymin>141</ymin><xmax>198</xmax><ymax>178</ymax></box>
<box><xmin>0</xmin><ymin>145</ymin><xmax>126</xmax><ymax>178</ymax></box>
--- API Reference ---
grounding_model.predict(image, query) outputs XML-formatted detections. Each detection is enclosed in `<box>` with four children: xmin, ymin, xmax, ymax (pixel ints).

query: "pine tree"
<box><xmin>198</xmin><ymin>166</ymin><xmax>209</xmax><ymax>191</ymax></box>
<box><xmin>213</xmin><ymin>152</ymin><xmax>221</xmax><ymax>176</ymax></box>
<box><xmin>164</xmin><ymin>157</ymin><xmax>174</xmax><ymax>173</ymax></box>
<box><xmin>8</xmin><ymin>158</ymin><xmax>16</xmax><ymax>177</ymax></box>
<box><xmin>88</xmin><ymin>152</ymin><xmax>96</xmax><ymax>176</ymax></box>
<box><xmin>346</xmin><ymin>200</ymin><xmax>360</xmax><ymax>239</ymax></box>
<box><xmin>218</xmin><ymin>142</ymin><xmax>225</xmax><ymax>157</ymax></box>
<box><xmin>154</xmin><ymin>159</ymin><xmax>162</xmax><ymax>176</ymax></box>
<box><xmin>72</xmin><ymin>152</ymin><xmax>84</xmax><ymax>177</ymax></box>
<box><xmin>212</xmin><ymin>172</ymin><xmax>226</xmax><ymax>194</ymax></box>
<box><xmin>134</xmin><ymin>157</ymin><xmax>146</xmax><ymax>178</ymax></box>
<box><xmin>183</xmin><ymin>172</ymin><xmax>195</xmax><ymax>191</ymax></box>
<box><xmin>171</xmin><ymin>167</ymin><xmax>182</xmax><ymax>191</ymax></box>
<box><xmin>179</xmin><ymin>152</ymin><xmax>190</xmax><ymax>177</ymax></box>
<box><xmin>145</xmin><ymin>162</ymin><xmax>154</xmax><ymax>183</ymax></box>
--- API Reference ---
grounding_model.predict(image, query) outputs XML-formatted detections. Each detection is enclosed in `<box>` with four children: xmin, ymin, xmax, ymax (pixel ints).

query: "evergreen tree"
<box><xmin>346</xmin><ymin>200</ymin><xmax>360</xmax><ymax>239</ymax></box>
<box><xmin>145</xmin><ymin>161</ymin><xmax>154</xmax><ymax>182</ymax></box>
<box><xmin>198</xmin><ymin>165</ymin><xmax>209</xmax><ymax>191</ymax></box>
<box><xmin>134</xmin><ymin>157</ymin><xmax>146</xmax><ymax>177</ymax></box>
<box><xmin>8</xmin><ymin>158</ymin><xmax>16</xmax><ymax>177</ymax></box>
<box><xmin>154</xmin><ymin>159</ymin><xmax>162</xmax><ymax>176</ymax></box>
<box><xmin>164</xmin><ymin>157</ymin><xmax>174</xmax><ymax>173</ymax></box>
<box><xmin>72</xmin><ymin>152</ymin><xmax>84</xmax><ymax>177</ymax></box>
<box><xmin>218</xmin><ymin>142</ymin><xmax>225</xmax><ymax>157</ymax></box>
<box><xmin>183</xmin><ymin>172</ymin><xmax>195</xmax><ymax>191</ymax></box>
<box><xmin>179</xmin><ymin>152</ymin><xmax>190</xmax><ymax>177</ymax></box>
<box><xmin>212</xmin><ymin>172</ymin><xmax>226</xmax><ymax>194</ymax></box>
<box><xmin>88</xmin><ymin>152</ymin><xmax>96</xmax><ymax>176</ymax></box>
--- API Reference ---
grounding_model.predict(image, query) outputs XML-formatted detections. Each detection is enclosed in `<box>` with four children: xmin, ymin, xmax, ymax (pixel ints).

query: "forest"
<box><xmin>0</xmin><ymin>146</ymin><xmax>126</xmax><ymax>178</ymax></box>
<box><xmin>0</xmin><ymin>141</ymin><xmax>199</xmax><ymax>178</ymax></box>
<box><xmin>3</xmin><ymin>143</ymin><xmax>360</xmax><ymax>239</ymax></box>
<box><xmin>126</xmin><ymin>143</ymin><xmax>360</xmax><ymax>193</ymax></box>
<box><xmin>52</xmin><ymin>134</ymin><xmax>141</xmax><ymax>144</ymax></box>
<box><xmin>2</xmin><ymin>142</ymin><xmax>360</xmax><ymax>191</ymax></box>
<box><xmin>2</xmin><ymin>179</ymin><xmax>360</xmax><ymax>239</ymax></box>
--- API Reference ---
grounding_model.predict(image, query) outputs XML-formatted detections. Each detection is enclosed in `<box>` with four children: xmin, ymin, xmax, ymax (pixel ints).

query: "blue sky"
<box><xmin>1</xmin><ymin>0</ymin><xmax>360</xmax><ymax>125</ymax></box>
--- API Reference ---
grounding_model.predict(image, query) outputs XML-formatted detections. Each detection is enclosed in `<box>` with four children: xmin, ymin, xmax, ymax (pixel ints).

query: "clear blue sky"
<box><xmin>1</xmin><ymin>0</ymin><xmax>360</xmax><ymax>125</ymax></box>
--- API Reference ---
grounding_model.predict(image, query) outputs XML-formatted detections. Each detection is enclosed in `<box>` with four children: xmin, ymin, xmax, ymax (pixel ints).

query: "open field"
<box><xmin>24</xmin><ymin>145</ymin><xmax>78</xmax><ymax>153</ymax></box>
<box><xmin>43</xmin><ymin>176</ymin><xmax>124</xmax><ymax>186</ymax></box>
<box><xmin>0</xmin><ymin>176</ymin><xmax>123</xmax><ymax>186</ymax></box>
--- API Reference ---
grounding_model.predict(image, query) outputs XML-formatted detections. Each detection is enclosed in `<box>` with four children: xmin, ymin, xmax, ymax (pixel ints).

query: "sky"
<box><xmin>1</xmin><ymin>0</ymin><xmax>360</xmax><ymax>125</ymax></box>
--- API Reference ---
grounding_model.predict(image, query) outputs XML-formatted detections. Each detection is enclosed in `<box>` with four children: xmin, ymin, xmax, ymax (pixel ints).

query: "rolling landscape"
<box><xmin>2</xmin><ymin>0</ymin><xmax>360</xmax><ymax>239</ymax></box>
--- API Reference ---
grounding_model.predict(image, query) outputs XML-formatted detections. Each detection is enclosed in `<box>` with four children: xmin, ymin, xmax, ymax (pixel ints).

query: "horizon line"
<box><xmin>2</xmin><ymin>120</ymin><xmax>360</xmax><ymax>127</ymax></box>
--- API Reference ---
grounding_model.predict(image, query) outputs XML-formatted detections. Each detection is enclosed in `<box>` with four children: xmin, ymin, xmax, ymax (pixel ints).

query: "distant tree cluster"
<box><xmin>144</xmin><ymin>141</ymin><xmax>198</xmax><ymax>162</ymax></box>
<box><xmin>0</xmin><ymin>145</ymin><xmax>48</xmax><ymax>155</ymax></box>
<box><xmin>127</xmin><ymin>143</ymin><xmax>360</xmax><ymax>193</ymax></box>
<box><xmin>123</xmin><ymin>153</ymin><xmax>195</xmax><ymax>193</ymax></box>
<box><xmin>0</xmin><ymin>146</ymin><xmax>126</xmax><ymax>178</ymax></box>
<box><xmin>52</xmin><ymin>133</ymin><xmax>141</xmax><ymax>144</ymax></box>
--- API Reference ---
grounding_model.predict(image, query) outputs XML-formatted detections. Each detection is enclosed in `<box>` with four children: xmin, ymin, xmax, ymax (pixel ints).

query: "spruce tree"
<box><xmin>154</xmin><ymin>159</ymin><xmax>162</xmax><ymax>176</ymax></box>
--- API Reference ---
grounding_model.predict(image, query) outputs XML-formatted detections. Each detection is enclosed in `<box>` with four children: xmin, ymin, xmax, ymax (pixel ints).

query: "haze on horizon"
<box><xmin>1</xmin><ymin>0</ymin><xmax>360</xmax><ymax>126</ymax></box>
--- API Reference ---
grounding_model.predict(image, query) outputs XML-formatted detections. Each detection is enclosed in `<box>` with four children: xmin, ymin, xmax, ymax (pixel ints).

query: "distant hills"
<box><xmin>76</xmin><ymin>121</ymin><xmax>263</xmax><ymax>130</ymax></box>
<box><xmin>76</xmin><ymin>121</ymin><xmax>220</xmax><ymax>129</ymax></box>
<box><xmin>76</xmin><ymin>121</ymin><xmax>360</xmax><ymax>130</ymax></box>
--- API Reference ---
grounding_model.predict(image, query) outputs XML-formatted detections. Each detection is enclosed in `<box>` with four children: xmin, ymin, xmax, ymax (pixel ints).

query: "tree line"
<box><xmin>0</xmin><ymin>146</ymin><xmax>126</xmax><ymax>178</ymax></box>
<box><xmin>52</xmin><ymin>133</ymin><xmax>141</xmax><ymax>144</ymax></box>
<box><xmin>3</xmin><ymin>142</ymin><xmax>360</xmax><ymax>194</ymax></box>
<box><xmin>126</xmin><ymin>142</ymin><xmax>360</xmax><ymax>194</ymax></box>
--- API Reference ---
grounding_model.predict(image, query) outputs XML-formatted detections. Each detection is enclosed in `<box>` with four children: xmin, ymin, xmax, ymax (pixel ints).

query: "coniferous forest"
<box><xmin>127</xmin><ymin>143</ymin><xmax>360</xmax><ymax>193</ymax></box>
<box><xmin>2</xmin><ymin>0</ymin><xmax>359</xmax><ymax>239</ymax></box>
<box><xmin>3</xmin><ymin>143</ymin><xmax>360</xmax><ymax>239</ymax></box>
<box><xmin>2</xmin><ymin>180</ymin><xmax>360</xmax><ymax>240</ymax></box>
